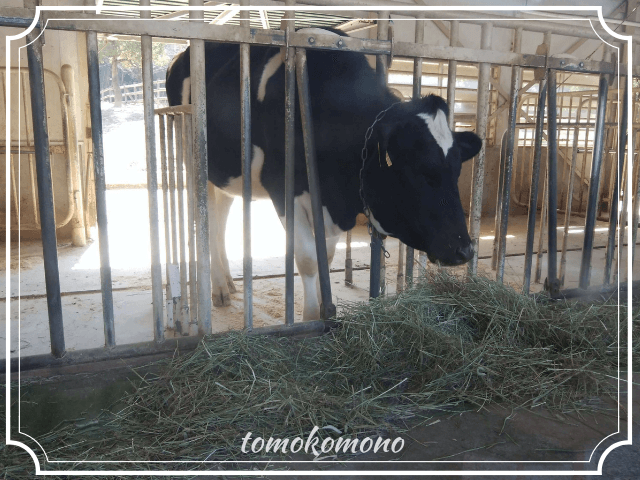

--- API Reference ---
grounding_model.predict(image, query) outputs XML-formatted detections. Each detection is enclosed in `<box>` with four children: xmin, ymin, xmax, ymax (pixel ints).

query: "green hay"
<box><xmin>2</xmin><ymin>272</ymin><xmax>637</xmax><ymax>477</ymax></box>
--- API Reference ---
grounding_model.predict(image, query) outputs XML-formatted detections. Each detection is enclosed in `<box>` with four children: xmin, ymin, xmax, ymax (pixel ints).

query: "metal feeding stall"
<box><xmin>1</xmin><ymin>1</ymin><xmax>637</xmax><ymax>368</ymax></box>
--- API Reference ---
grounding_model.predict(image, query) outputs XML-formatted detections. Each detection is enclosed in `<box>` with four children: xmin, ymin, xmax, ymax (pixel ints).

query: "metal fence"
<box><xmin>1</xmin><ymin>2</ymin><xmax>636</xmax><ymax>368</ymax></box>
<box><xmin>100</xmin><ymin>78</ymin><xmax>167</xmax><ymax>105</ymax></box>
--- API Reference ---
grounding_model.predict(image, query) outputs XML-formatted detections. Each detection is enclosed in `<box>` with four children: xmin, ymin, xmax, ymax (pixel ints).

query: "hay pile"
<box><xmin>2</xmin><ymin>272</ymin><xmax>636</xmax><ymax>476</ymax></box>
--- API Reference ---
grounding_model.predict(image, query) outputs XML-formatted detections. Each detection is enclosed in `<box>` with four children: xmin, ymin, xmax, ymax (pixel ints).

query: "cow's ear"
<box><xmin>454</xmin><ymin>131</ymin><xmax>482</xmax><ymax>162</ymax></box>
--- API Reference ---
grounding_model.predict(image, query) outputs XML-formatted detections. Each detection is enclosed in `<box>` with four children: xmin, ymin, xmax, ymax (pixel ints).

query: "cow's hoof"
<box><xmin>212</xmin><ymin>290</ymin><xmax>232</xmax><ymax>307</ymax></box>
<box><xmin>302</xmin><ymin>305</ymin><xmax>320</xmax><ymax>322</ymax></box>
<box><xmin>227</xmin><ymin>277</ymin><xmax>237</xmax><ymax>294</ymax></box>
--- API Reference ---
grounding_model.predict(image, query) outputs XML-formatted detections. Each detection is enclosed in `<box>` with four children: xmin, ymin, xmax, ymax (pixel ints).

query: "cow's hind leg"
<box><xmin>208</xmin><ymin>182</ymin><xmax>236</xmax><ymax>306</ymax></box>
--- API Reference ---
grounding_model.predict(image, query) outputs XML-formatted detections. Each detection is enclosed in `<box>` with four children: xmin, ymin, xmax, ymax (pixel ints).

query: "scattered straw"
<box><xmin>2</xmin><ymin>271</ymin><xmax>637</xmax><ymax>477</ymax></box>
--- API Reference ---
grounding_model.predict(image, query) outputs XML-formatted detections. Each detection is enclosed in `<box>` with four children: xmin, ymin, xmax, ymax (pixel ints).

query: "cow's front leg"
<box><xmin>280</xmin><ymin>194</ymin><xmax>340</xmax><ymax>321</ymax></box>
<box><xmin>207</xmin><ymin>182</ymin><xmax>235</xmax><ymax>306</ymax></box>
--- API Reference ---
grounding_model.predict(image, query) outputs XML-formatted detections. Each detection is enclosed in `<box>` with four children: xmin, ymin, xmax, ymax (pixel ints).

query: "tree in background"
<box><xmin>98</xmin><ymin>37</ymin><xmax>169</xmax><ymax>107</ymax></box>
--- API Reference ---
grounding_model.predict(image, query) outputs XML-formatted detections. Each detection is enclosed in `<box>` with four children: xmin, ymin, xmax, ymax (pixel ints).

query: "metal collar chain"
<box><xmin>359</xmin><ymin>101</ymin><xmax>402</xmax><ymax>259</ymax></box>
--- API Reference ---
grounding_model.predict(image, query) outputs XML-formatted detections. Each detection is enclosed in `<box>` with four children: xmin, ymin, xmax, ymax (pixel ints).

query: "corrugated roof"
<box><xmin>99</xmin><ymin>1</ymin><xmax>354</xmax><ymax>30</ymax></box>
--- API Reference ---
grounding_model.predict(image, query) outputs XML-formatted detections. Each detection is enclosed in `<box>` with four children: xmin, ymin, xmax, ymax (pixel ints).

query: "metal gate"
<box><xmin>1</xmin><ymin>2</ymin><xmax>636</xmax><ymax>368</ymax></box>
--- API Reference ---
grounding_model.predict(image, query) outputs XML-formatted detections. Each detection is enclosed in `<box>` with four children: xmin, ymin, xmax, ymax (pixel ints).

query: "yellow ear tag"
<box><xmin>385</xmin><ymin>152</ymin><xmax>392</xmax><ymax>167</ymax></box>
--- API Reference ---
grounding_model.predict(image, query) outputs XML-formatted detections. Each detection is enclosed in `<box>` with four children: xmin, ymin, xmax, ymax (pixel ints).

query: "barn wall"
<box><xmin>1</xmin><ymin>0</ymin><xmax>94</xmax><ymax>242</ymax></box>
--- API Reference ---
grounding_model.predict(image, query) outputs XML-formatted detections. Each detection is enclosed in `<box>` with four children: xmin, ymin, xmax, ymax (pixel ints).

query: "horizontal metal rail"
<box><xmin>3</xmin><ymin>320</ymin><xmax>334</xmax><ymax>373</ymax></box>
<box><xmin>1</xmin><ymin>10</ymin><xmax>631</xmax><ymax>76</ymax></box>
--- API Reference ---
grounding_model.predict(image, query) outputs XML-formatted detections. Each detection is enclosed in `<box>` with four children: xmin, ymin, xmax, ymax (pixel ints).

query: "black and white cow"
<box><xmin>166</xmin><ymin>28</ymin><xmax>482</xmax><ymax>321</ymax></box>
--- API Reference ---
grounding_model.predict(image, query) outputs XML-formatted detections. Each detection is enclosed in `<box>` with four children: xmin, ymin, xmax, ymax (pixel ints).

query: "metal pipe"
<box><xmin>345</xmin><ymin>229</ymin><xmax>353</xmax><ymax>285</ymax></box>
<box><xmin>86</xmin><ymin>31</ymin><xmax>115</xmax><ymax>350</ymax></box>
<box><xmin>534</xmin><ymin>168</ymin><xmax>548</xmax><ymax>285</ymax></box>
<box><xmin>159</xmin><ymin>115</ymin><xmax>172</xmax><ymax>324</ymax></box>
<box><xmin>60</xmin><ymin>64</ymin><xmax>86</xmax><ymax>247</ymax></box>
<box><xmin>167</xmin><ymin>115</ymin><xmax>179</xmax><ymax>266</ymax></box>
<box><xmin>283</xmin><ymin>0</ymin><xmax>296</xmax><ymax>326</ymax></box>
<box><xmin>579</xmin><ymin>73</ymin><xmax>609</xmax><ymax>289</ymax></box>
<box><xmin>559</xmin><ymin>117</ymin><xmax>581</xmax><ymax>286</ymax></box>
<box><xmin>603</xmin><ymin>86</ymin><xmax>626</xmax><ymax>285</ymax></box>
<box><xmin>492</xmin><ymin>131</ymin><xmax>507</xmax><ymax>271</ymax></box>
<box><xmin>190</xmin><ymin>0</ymin><xmax>212</xmax><ymax>335</ymax></box>
<box><xmin>495</xmin><ymin>27</ymin><xmax>522</xmax><ymax>277</ymax></box>
<box><xmin>184</xmin><ymin>115</ymin><xmax>198</xmax><ymax>335</ymax></box>
<box><xmin>27</xmin><ymin>28</ymin><xmax>66</xmax><ymax>358</ymax></box>
<box><xmin>141</xmin><ymin>0</ymin><xmax>164</xmax><ymax>342</ymax></box>
<box><xmin>446</xmin><ymin>20</ymin><xmax>458</xmax><ymax>131</ymax></box>
<box><xmin>369</xmin><ymin>235</ymin><xmax>382</xmax><ymax>298</ymax></box>
<box><xmin>496</xmin><ymin>62</ymin><xmax>521</xmax><ymax>283</ymax></box>
<box><xmin>174</xmin><ymin>114</ymin><xmax>188</xmax><ymax>334</ymax></box>
<box><xmin>546</xmin><ymin>70</ymin><xmax>559</xmax><ymax>294</ymax></box>
<box><xmin>406</xmin><ymin>14</ymin><xmax>424</xmax><ymax>289</ymax></box>
<box><xmin>240</xmin><ymin>0</ymin><xmax>253</xmax><ymax>331</ymax></box>
<box><xmin>368</xmin><ymin>10</ymin><xmax>389</xmax><ymax>297</ymax></box>
<box><xmin>468</xmin><ymin>22</ymin><xmax>492</xmax><ymax>276</ymax></box>
<box><xmin>396</xmin><ymin>240</ymin><xmax>405</xmax><ymax>294</ymax></box>
<box><xmin>295</xmin><ymin>49</ymin><xmax>335</xmax><ymax>318</ymax></box>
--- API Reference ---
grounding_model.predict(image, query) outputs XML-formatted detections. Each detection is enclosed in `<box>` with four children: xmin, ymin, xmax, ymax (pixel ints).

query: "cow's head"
<box><xmin>362</xmin><ymin>94</ymin><xmax>482</xmax><ymax>267</ymax></box>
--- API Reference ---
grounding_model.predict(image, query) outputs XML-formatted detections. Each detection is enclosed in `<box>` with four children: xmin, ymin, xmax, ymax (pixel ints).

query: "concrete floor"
<box><xmin>0</xmin><ymin>190</ymin><xmax>637</xmax><ymax>358</ymax></box>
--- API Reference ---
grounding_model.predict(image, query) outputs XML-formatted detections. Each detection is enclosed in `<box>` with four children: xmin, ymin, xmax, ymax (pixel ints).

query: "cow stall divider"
<box><xmin>1</xmin><ymin>3</ymin><xmax>636</xmax><ymax>370</ymax></box>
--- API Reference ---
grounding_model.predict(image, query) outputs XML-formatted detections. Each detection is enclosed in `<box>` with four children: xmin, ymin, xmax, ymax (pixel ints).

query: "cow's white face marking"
<box><xmin>257</xmin><ymin>52</ymin><xmax>284</xmax><ymax>102</ymax></box>
<box><xmin>181</xmin><ymin>77</ymin><xmax>191</xmax><ymax>105</ymax></box>
<box><xmin>417</xmin><ymin>109</ymin><xmax>453</xmax><ymax>157</ymax></box>
<box><xmin>222</xmin><ymin>145</ymin><xmax>270</xmax><ymax>199</ymax></box>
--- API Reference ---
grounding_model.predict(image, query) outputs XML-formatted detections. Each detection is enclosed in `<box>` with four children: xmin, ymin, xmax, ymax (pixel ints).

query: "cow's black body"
<box><xmin>166</xmin><ymin>29</ymin><xmax>482</xmax><ymax>318</ymax></box>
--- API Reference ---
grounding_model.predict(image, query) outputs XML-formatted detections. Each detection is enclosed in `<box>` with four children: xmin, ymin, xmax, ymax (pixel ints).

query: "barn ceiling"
<box><xmin>98</xmin><ymin>1</ymin><xmax>359</xmax><ymax>31</ymax></box>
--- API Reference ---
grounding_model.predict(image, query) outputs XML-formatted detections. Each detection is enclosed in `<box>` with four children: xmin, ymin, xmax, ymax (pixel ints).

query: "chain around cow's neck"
<box><xmin>359</xmin><ymin>101</ymin><xmax>402</xmax><ymax>257</ymax></box>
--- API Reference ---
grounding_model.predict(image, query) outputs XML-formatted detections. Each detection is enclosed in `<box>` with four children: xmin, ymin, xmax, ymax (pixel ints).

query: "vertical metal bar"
<box><xmin>468</xmin><ymin>22</ymin><xmax>492</xmax><ymax>276</ymax></box>
<box><xmin>174</xmin><ymin>114</ymin><xmax>188</xmax><ymax>333</ymax></box>
<box><xmin>368</xmin><ymin>11</ymin><xmax>390</xmax><ymax>297</ymax></box>
<box><xmin>295</xmin><ymin>49</ymin><xmax>335</xmax><ymax>318</ymax></box>
<box><xmin>446</xmin><ymin>20</ymin><xmax>458</xmax><ymax>131</ymax></box>
<box><xmin>371</xmin><ymin>11</ymin><xmax>389</xmax><ymax>296</ymax></box>
<box><xmin>185</xmin><ymin>115</ymin><xmax>198</xmax><ymax>334</ymax></box>
<box><xmin>492</xmin><ymin>131</ymin><xmax>507</xmax><ymax>271</ymax></box>
<box><xmin>27</xmin><ymin>28</ymin><xmax>66</xmax><ymax>357</ymax></box>
<box><xmin>159</xmin><ymin>114</ymin><xmax>172</xmax><ymax>279</ymax></box>
<box><xmin>396</xmin><ymin>240</ymin><xmax>404</xmax><ymax>294</ymax></box>
<box><xmin>559</xmin><ymin>116</ymin><xmax>581</xmax><ymax>286</ymax></box>
<box><xmin>86</xmin><ymin>31</ymin><xmax>114</xmax><ymax>349</ymax></box>
<box><xmin>283</xmin><ymin>1</ymin><xmax>296</xmax><ymax>326</ymax></box>
<box><xmin>60</xmin><ymin>65</ymin><xmax>86</xmax><ymax>247</ymax></box>
<box><xmin>240</xmin><ymin>0</ymin><xmax>253</xmax><ymax>330</ymax></box>
<box><xmin>159</xmin><ymin>114</ymin><xmax>173</xmax><ymax>329</ymax></box>
<box><xmin>535</xmin><ymin>168</ymin><xmax>548</xmax><ymax>285</ymax></box>
<box><xmin>406</xmin><ymin>14</ymin><xmax>424</xmax><ymax>288</ymax></box>
<box><xmin>604</xmin><ymin>86</ymin><xmax>626</xmax><ymax>285</ymax></box>
<box><xmin>140</xmin><ymin>1</ymin><xmax>165</xmax><ymax>342</ymax></box>
<box><xmin>167</xmin><ymin>115</ymin><xmax>179</xmax><ymax>265</ymax></box>
<box><xmin>579</xmin><ymin>73</ymin><xmax>609</xmax><ymax>289</ymax></box>
<box><xmin>190</xmin><ymin>0</ymin><xmax>212</xmax><ymax>335</ymax></box>
<box><xmin>345</xmin><ymin>229</ymin><xmax>353</xmax><ymax>285</ymax></box>
<box><xmin>496</xmin><ymin>61</ymin><xmax>522</xmax><ymax>283</ymax></box>
<box><xmin>369</xmin><ymin>235</ymin><xmax>382</xmax><ymax>298</ymax></box>
<box><xmin>546</xmin><ymin>70</ymin><xmax>559</xmax><ymax>294</ymax></box>
<box><xmin>522</xmin><ymin>35</ymin><xmax>549</xmax><ymax>294</ymax></box>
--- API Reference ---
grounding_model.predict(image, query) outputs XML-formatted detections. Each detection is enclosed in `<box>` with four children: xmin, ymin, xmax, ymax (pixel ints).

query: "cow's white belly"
<box><xmin>219</xmin><ymin>144</ymin><xmax>271</xmax><ymax>199</ymax></box>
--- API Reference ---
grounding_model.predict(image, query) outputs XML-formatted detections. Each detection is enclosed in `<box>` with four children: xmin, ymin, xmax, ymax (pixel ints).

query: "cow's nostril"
<box><xmin>456</xmin><ymin>244</ymin><xmax>474</xmax><ymax>262</ymax></box>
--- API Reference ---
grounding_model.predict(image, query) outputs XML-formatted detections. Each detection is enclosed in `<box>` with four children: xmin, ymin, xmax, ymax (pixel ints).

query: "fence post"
<box><xmin>141</xmin><ymin>0</ymin><xmax>165</xmax><ymax>342</ymax></box>
<box><xmin>467</xmin><ymin>22</ymin><xmax>492</xmax><ymax>276</ymax></box>
<box><xmin>26</xmin><ymin>27</ymin><xmax>66</xmax><ymax>358</ymax></box>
